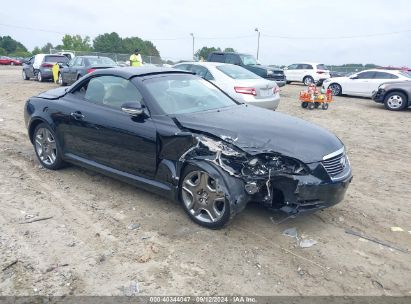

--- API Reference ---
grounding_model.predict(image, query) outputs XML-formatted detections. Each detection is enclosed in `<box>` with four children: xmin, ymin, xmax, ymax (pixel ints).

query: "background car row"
<box><xmin>19</xmin><ymin>52</ymin><xmax>411</xmax><ymax>111</ymax></box>
<box><xmin>174</xmin><ymin>62</ymin><xmax>280</xmax><ymax>110</ymax></box>
<box><xmin>0</xmin><ymin>56</ymin><xmax>22</xmax><ymax>65</ymax></box>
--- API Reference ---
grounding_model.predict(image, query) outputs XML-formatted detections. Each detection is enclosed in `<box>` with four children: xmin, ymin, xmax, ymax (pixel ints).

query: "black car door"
<box><xmin>55</xmin><ymin>75</ymin><xmax>157</xmax><ymax>178</ymax></box>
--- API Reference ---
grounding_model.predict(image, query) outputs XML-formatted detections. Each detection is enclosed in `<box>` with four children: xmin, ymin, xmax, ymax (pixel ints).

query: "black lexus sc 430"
<box><xmin>24</xmin><ymin>67</ymin><xmax>352</xmax><ymax>228</ymax></box>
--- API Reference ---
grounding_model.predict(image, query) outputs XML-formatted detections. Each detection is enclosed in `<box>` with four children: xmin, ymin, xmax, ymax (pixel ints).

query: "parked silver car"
<box><xmin>22</xmin><ymin>54</ymin><xmax>69</xmax><ymax>82</ymax></box>
<box><xmin>174</xmin><ymin>62</ymin><xmax>280</xmax><ymax>110</ymax></box>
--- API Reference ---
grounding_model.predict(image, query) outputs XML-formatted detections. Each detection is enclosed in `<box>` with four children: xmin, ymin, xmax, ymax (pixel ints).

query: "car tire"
<box><xmin>58</xmin><ymin>73</ymin><xmax>67</xmax><ymax>86</ymax></box>
<box><xmin>32</xmin><ymin>123</ymin><xmax>65</xmax><ymax>170</ymax></box>
<box><xmin>301</xmin><ymin>102</ymin><xmax>308</xmax><ymax>108</ymax></box>
<box><xmin>180</xmin><ymin>165</ymin><xmax>231</xmax><ymax>229</ymax></box>
<box><xmin>322</xmin><ymin>103</ymin><xmax>329</xmax><ymax>110</ymax></box>
<box><xmin>328</xmin><ymin>83</ymin><xmax>342</xmax><ymax>96</ymax></box>
<box><xmin>384</xmin><ymin>91</ymin><xmax>408</xmax><ymax>111</ymax></box>
<box><xmin>37</xmin><ymin>71</ymin><xmax>44</xmax><ymax>82</ymax></box>
<box><xmin>303</xmin><ymin>76</ymin><xmax>314</xmax><ymax>86</ymax></box>
<box><xmin>314</xmin><ymin>102</ymin><xmax>321</xmax><ymax>108</ymax></box>
<box><xmin>22</xmin><ymin>70</ymin><xmax>29</xmax><ymax>80</ymax></box>
<box><xmin>308</xmin><ymin>102</ymin><xmax>315</xmax><ymax>110</ymax></box>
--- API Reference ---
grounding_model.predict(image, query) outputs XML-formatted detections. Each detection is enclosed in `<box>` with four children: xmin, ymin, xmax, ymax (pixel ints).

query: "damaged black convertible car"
<box><xmin>24</xmin><ymin>67</ymin><xmax>352</xmax><ymax>228</ymax></box>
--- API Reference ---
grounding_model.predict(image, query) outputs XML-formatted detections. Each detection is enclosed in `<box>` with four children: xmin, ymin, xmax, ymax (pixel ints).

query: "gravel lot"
<box><xmin>0</xmin><ymin>65</ymin><xmax>410</xmax><ymax>296</ymax></box>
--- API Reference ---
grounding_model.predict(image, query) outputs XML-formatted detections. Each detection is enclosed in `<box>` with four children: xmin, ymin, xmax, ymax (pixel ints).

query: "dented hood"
<box><xmin>175</xmin><ymin>105</ymin><xmax>343</xmax><ymax>163</ymax></box>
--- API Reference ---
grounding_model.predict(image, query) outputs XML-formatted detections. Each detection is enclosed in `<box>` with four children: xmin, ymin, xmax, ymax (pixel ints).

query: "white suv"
<box><xmin>284</xmin><ymin>62</ymin><xmax>331</xmax><ymax>86</ymax></box>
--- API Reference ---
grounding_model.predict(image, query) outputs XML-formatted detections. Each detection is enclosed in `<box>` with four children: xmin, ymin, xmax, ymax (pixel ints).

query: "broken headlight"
<box><xmin>242</xmin><ymin>154</ymin><xmax>309</xmax><ymax>176</ymax></box>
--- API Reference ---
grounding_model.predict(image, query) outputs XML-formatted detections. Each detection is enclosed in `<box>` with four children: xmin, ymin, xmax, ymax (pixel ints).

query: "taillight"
<box><xmin>41</xmin><ymin>63</ymin><xmax>53</xmax><ymax>68</ymax></box>
<box><xmin>234</xmin><ymin>86</ymin><xmax>256</xmax><ymax>96</ymax></box>
<box><xmin>87</xmin><ymin>68</ymin><xmax>96</xmax><ymax>74</ymax></box>
<box><xmin>273</xmin><ymin>85</ymin><xmax>280</xmax><ymax>94</ymax></box>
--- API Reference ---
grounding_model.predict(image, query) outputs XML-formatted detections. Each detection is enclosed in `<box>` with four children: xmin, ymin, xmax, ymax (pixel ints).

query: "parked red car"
<box><xmin>0</xmin><ymin>56</ymin><xmax>22</xmax><ymax>65</ymax></box>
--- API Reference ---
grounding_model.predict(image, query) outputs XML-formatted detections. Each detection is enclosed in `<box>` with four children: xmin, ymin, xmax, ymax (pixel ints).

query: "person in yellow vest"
<box><xmin>52</xmin><ymin>63</ymin><xmax>60</xmax><ymax>84</ymax></box>
<box><xmin>129</xmin><ymin>49</ymin><xmax>143</xmax><ymax>67</ymax></box>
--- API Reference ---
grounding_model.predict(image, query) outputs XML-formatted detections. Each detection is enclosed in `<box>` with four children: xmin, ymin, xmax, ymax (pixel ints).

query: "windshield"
<box><xmin>44</xmin><ymin>56</ymin><xmax>69</xmax><ymax>63</ymax></box>
<box><xmin>217</xmin><ymin>64</ymin><xmax>260</xmax><ymax>79</ymax></box>
<box><xmin>144</xmin><ymin>74</ymin><xmax>238</xmax><ymax>115</ymax></box>
<box><xmin>87</xmin><ymin>57</ymin><xmax>116</xmax><ymax>66</ymax></box>
<box><xmin>239</xmin><ymin>54</ymin><xmax>257</xmax><ymax>65</ymax></box>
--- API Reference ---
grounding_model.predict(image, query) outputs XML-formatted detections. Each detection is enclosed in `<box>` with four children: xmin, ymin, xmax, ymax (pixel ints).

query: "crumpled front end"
<box><xmin>174</xmin><ymin>133</ymin><xmax>352</xmax><ymax>218</ymax></box>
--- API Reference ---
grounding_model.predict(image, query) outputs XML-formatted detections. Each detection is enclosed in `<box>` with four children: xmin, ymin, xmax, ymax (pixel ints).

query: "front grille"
<box><xmin>322</xmin><ymin>152</ymin><xmax>347</xmax><ymax>177</ymax></box>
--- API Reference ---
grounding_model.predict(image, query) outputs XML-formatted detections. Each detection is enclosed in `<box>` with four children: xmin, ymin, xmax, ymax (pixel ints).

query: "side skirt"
<box><xmin>64</xmin><ymin>153</ymin><xmax>176</xmax><ymax>200</ymax></box>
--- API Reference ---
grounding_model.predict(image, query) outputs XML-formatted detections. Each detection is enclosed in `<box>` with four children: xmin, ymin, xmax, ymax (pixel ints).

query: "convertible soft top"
<box><xmin>92</xmin><ymin>67</ymin><xmax>194</xmax><ymax>79</ymax></box>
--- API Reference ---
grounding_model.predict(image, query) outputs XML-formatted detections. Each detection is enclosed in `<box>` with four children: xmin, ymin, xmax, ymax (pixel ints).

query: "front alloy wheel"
<box><xmin>328</xmin><ymin>83</ymin><xmax>342</xmax><ymax>96</ymax></box>
<box><xmin>384</xmin><ymin>92</ymin><xmax>407</xmax><ymax>111</ymax></box>
<box><xmin>181</xmin><ymin>169</ymin><xmax>230</xmax><ymax>228</ymax></box>
<box><xmin>33</xmin><ymin>124</ymin><xmax>64</xmax><ymax>170</ymax></box>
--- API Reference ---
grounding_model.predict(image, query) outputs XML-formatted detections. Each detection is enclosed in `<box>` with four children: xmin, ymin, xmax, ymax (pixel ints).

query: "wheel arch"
<box><xmin>384</xmin><ymin>89</ymin><xmax>409</xmax><ymax>104</ymax></box>
<box><xmin>303</xmin><ymin>75</ymin><xmax>314</xmax><ymax>83</ymax></box>
<box><xmin>28</xmin><ymin>118</ymin><xmax>52</xmax><ymax>144</ymax></box>
<box><xmin>328</xmin><ymin>82</ymin><xmax>342</xmax><ymax>94</ymax></box>
<box><xmin>180</xmin><ymin>160</ymin><xmax>249</xmax><ymax>217</ymax></box>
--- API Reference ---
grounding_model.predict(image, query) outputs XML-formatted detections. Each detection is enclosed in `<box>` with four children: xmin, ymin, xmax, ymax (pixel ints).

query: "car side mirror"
<box><xmin>121</xmin><ymin>102</ymin><xmax>144</xmax><ymax>116</ymax></box>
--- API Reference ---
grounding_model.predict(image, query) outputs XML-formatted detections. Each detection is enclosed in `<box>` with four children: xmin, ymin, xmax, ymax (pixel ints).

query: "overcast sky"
<box><xmin>1</xmin><ymin>0</ymin><xmax>410</xmax><ymax>66</ymax></box>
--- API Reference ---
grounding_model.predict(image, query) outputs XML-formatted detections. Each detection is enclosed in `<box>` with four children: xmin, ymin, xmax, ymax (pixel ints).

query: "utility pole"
<box><xmin>190</xmin><ymin>33</ymin><xmax>195</xmax><ymax>60</ymax></box>
<box><xmin>255</xmin><ymin>28</ymin><xmax>260</xmax><ymax>60</ymax></box>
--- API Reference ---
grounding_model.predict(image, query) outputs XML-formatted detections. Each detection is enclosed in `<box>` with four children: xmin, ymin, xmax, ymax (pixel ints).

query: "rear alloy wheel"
<box><xmin>10</xmin><ymin>62</ymin><xmax>15</xmax><ymax>66</ymax></box>
<box><xmin>181</xmin><ymin>168</ymin><xmax>230</xmax><ymax>229</ymax></box>
<box><xmin>33</xmin><ymin>123</ymin><xmax>65</xmax><ymax>170</ymax></box>
<box><xmin>37</xmin><ymin>71</ymin><xmax>43</xmax><ymax>82</ymax></box>
<box><xmin>384</xmin><ymin>92</ymin><xmax>407</xmax><ymax>111</ymax></box>
<box><xmin>22</xmin><ymin>70</ymin><xmax>29</xmax><ymax>80</ymax></box>
<box><xmin>303</xmin><ymin>76</ymin><xmax>314</xmax><ymax>86</ymax></box>
<box><xmin>58</xmin><ymin>73</ymin><xmax>66</xmax><ymax>86</ymax></box>
<box><xmin>328</xmin><ymin>83</ymin><xmax>342</xmax><ymax>96</ymax></box>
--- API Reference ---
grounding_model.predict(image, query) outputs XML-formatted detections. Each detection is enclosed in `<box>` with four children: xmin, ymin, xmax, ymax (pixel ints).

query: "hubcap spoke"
<box><xmin>181</xmin><ymin>170</ymin><xmax>226</xmax><ymax>224</ymax></box>
<box><xmin>198</xmin><ymin>172</ymin><xmax>209</xmax><ymax>189</ymax></box>
<box><xmin>34</xmin><ymin>128</ymin><xmax>57</xmax><ymax>166</ymax></box>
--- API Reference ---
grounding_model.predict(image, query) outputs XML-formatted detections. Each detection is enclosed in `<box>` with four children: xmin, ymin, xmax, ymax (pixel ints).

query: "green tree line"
<box><xmin>0</xmin><ymin>32</ymin><xmax>161</xmax><ymax>57</ymax></box>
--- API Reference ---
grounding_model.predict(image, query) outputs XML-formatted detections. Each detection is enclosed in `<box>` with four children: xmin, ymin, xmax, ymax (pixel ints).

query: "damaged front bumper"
<box><xmin>248</xmin><ymin>160</ymin><xmax>353</xmax><ymax>215</ymax></box>
<box><xmin>165</xmin><ymin>132</ymin><xmax>352</xmax><ymax>219</ymax></box>
<box><xmin>275</xmin><ymin>172</ymin><xmax>352</xmax><ymax>214</ymax></box>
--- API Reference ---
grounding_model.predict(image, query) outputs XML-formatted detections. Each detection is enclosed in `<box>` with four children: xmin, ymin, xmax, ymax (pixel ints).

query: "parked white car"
<box><xmin>173</xmin><ymin>62</ymin><xmax>280</xmax><ymax>110</ymax></box>
<box><xmin>284</xmin><ymin>62</ymin><xmax>331</xmax><ymax>86</ymax></box>
<box><xmin>322</xmin><ymin>69</ymin><xmax>411</xmax><ymax>97</ymax></box>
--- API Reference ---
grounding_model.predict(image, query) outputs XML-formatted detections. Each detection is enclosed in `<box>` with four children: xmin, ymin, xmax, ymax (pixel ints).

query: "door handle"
<box><xmin>70</xmin><ymin>111</ymin><xmax>84</xmax><ymax>120</ymax></box>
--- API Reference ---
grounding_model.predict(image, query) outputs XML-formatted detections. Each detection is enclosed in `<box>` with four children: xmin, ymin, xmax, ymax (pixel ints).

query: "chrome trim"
<box><xmin>323</xmin><ymin>147</ymin><xmax>345</xmax><ymax>160</ymax></box>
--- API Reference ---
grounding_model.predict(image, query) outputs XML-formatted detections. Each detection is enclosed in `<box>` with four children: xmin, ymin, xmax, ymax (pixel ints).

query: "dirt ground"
<box><xmin>0</xmin><ymin>65</ymin><xmax>410</xmax><ymax>296</ymax></box>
